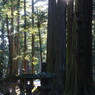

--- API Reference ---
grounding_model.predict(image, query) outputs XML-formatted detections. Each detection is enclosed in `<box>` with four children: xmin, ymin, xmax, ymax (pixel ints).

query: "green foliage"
<box><xmin>0</xmin><ymin>0</ymin><xmax>47</xmax><ymax>75</ymax></box>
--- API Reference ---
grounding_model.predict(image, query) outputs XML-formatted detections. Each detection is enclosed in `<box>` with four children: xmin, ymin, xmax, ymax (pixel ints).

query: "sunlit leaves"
<box><xmin>32</xmin><ymin>56</ymin><xmax>39</xmax><ymax>65</ymax></box>
<box><xmin>0</xmin><ymin>0</ymin><xmax>48</xmax><ymax>73</ymax></box>
<box><xmin>13</xmin><ymin>55</ymin><xmax>22</xmax><ymax>61</ymax></box>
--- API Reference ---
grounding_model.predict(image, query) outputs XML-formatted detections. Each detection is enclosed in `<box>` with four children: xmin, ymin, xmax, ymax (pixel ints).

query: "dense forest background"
<box><xmin>0</xmin><ymin>0</ymin><xmax>48</xmax><ymax>75</ymax></box>
<box><xmin>0</xmin><ymin>0</ymin><xmax>95</xmax><ymax>95</ymax></box>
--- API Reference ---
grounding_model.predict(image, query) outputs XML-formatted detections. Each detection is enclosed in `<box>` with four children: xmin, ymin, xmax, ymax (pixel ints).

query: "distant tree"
<box><xmin>37</xmin><ymin>10</ymin><xmax>47</xmax><ymax>71</ymax></box>
<box><xmin>0</xmin><ymin>21</ymin><xmax>5</xmax><ymax>66</ymax></box>
<box><xmin>0</xmin><ymin>0</ymin><xmax>48</xmax><ymax>75</ymax></box>
<box><xmin>0</xmin><ymin>21</ymin><xmax>5</xmax><ymax>78</ymax></box>
<box><xmin>23</xmin><ymin>0</ymin><xmax>27</xmax><ymax>73</ymax></box>
<box><xmin>15</xmin><ymin>0</ymin><xmax>20</xmax><ymax>75</ymax></box>
<box><xmin>10</xmin><ymin>0</ymin><xmax>16</xmax><ymax>75</ymax></box>
<box><xmin>31</xmin><ymin>0</ymin><xmax>35</xmax><ymax>74</ymax></box>
<box><xmin>37</xmin><ymin>16</ymin><xmax>42</xmax><ymax>71</ymax></box>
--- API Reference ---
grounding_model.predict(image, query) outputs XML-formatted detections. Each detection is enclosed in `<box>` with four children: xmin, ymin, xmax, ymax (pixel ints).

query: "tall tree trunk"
<box><xmin>64</xmin><ymin>0</ymin><xmax>74</xmax><ymax>94</ymax></box>
<box><xmin>15</xmin><ymin>0</ymin><xmax>20</xmax><ymax>75</ymax></box>
<box><xmin>0</xmin><ymin>21</ymin><xmax>5</xmax><ymax>64</ymax></box>
<box><xmin>75</xmin><ymin>0</ymin><xmax>93</xmax><ymax>95</ymax></box>
<box><xmin>47</xmin><ymin>1</ymin><xmax>57</xmax><ymax>94</ymax></box>
<box><xmin>31</xmin><ymin>0</ymin><xmax>35</xmax><ymax>74</ymax></box>
<box><xmin>0</xmin><ymin>21</ymin><xmax>5</xmax><ymax>78</ymax></box>
<box><xmin>2</xmin><ymin>0</ymin><xmax>9</xmax><ymax>75</ymax></box>
<box><xmin>11</xmin><ymin>0</ymin><xmax>16</xmax><ymax>75</ymax></box>
<box><xmin>23</xmin><ymin>0</ymin><xmax>27</xmax><ymax>73</ymax></box>
<box><xmin>47</xmin><ymin>0</ymin><xmax>66</xmax><ymax>95</ymax></box>
<box><xmin>6</xmin><ymin>14</ymin><xmax>13</xmax><ymax>75</ymax></box>
<box><xmin>47</xmin><ymin>0</ymin><xmax>56</xmax><ymax>73</ymax></box>
<box><xmin>38</xmin><ymin>21</ymin><xmax>42</xmax><ymax>71</ymax></box>
<box><xmin>54</xmin><ymin>0</ymin><xmax>66</xmax><ymax>94</ymax></box>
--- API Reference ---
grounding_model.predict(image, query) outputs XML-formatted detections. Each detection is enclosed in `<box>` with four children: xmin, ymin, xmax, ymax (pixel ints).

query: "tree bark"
<box><xmin>54</xmin><ymin>1</ymin><xmax>66</xmax><ymax>95</ymax></box>
<box><xmin>6</xmin><ymin>14</ymin><xmax>13</xmax><ymax>75</ymax></box>
<box><xmin>47</xmin><ymin>0</ymin><xmax>56</xmax><ymax>73</ymax></box>
<box><xmin>0</xmin><ymin>21</ymin><xmax>5</xmax><ymax>64</ymax></box>
<box><xmin>11</xmin><ymin>0</ymin><xmax>17</xmax><ymax>75</ymax></box>
<box><xmin>75</xmin><ymin>0</ymin><xmax>93</xmax><ymax>95</ymax></box>
<box><xmin>0</xmin><ymin>21</ymin><xmax>5</xmax><ymax>78</ymax></box>
<box><xmin>38</xmin><ymin>21</ymin><xmax>43</xmax><ymax>72</ymax></box>
<box><xmin>47</xmin><ymin>0</ymin><xmax>66</xmax><ymax>95</ymax></box>
<box><xmin>64</xmin><ymin>0</ymin><xmax>74</xmax><ymax>94</ymax></box>
<box><xmin>23</xmin><ymin>0</ymin><xmax>27</xmax><ymax>73</ymax></box>
<box><xmin>31</xmin><ymin>0</ymin><xmax>35</xmax><ymax>74</ymax></box>
<box><xmin>15</xmin><ymin>0</ymin><xmax>20</xmax><ymax>75</ymax></box>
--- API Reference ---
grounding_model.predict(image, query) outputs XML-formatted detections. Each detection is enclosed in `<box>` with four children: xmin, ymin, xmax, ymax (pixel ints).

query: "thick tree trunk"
<box><xmin>47</xmin><ymin>0</ymin><xmax>56</xmax><ymax>73</ymax></box>
<box><xmin>75</xmin><ymin>0</ymin><xmax>93</xmax><ymax>95</ymax></box>
<box><xmin>54</xmin><ymin>1</ymin><xmax>66</xmax><ymax>95</ymax></box>
<box><xmin>64</xmin><ymin>0</ymin><xmax>74</xmax><ymax>94</ymax></box>
<box><xmin>47</xmin><ymin>0</ymin><xmax>66</xmax><ymax>95</ymax></box>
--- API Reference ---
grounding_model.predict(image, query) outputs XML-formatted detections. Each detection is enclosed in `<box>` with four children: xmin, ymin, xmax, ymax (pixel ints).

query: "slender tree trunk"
<box><xmin>2</xmin><ymin>0</ymin><xmax>9</xmax><ymax>75</ymax></box>
<box><xmin>17</xmin><ymin>0</ymin><xmax>20</xmax><ymax>67</ymax></box>
<box><xmin>38</xmin><ymin>21</ymin><xmax>42</xmax><ymax>71</ymax></box>
<box><xmin>23</xmin><ymin>0</ymin><xmax>27</xmax><ymax>73</ymax></box>
<box><xmin>31</xmin><ymin>0</ymin><xmax>35</xmax><ymax>74</ymax></box>
<box><xmin>11</xmin><ymin>0</ymin><xmax>16</xmax><ymax>75</ymax></box>
<box><xmin>0</xmin><ymin>21</ymin><xmax>5</xmax><ymax>78</ymax></box>
<box><xmin>15</xmin><ymin>0</ymin><xmax>20</xmax><ymax>75</ymax></box>
<box><xmin>0</xmin><ymin>21</ymin><xmax>5</xmax><ymax>64</ymax></box>
<box><xmin>6</xmin><ymin>14</ymin><xmax>13</xmax><ymax>75</ymax></box>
